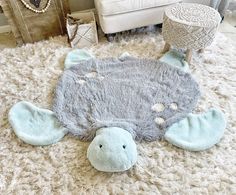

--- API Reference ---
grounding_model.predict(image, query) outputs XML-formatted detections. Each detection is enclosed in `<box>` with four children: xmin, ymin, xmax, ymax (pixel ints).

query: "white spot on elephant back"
<box><xmin>155</xmin><ymin>117</ymin><xmax>165</xmax><ymax>125</ymax></box>
<box><xmin>152</xmin><ymin>103</ymin><xmax>165</xmax><ymax>112</ymax></box>
<box><xmin>86</xmin><ymin>71</ymin><xmax>97</xmax><ymax>78</ymax></box>
<box><xmin>170</xmin><ymin>103</ymin><xmax>178</xmax><ymax>110</ymax></box>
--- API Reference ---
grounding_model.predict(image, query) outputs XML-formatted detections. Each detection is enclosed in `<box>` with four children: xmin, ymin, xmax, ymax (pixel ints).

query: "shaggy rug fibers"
<box><xmin>0</xmin><ymin>31</ymin><xmax>236</xmax><ymax>194</ymax></box>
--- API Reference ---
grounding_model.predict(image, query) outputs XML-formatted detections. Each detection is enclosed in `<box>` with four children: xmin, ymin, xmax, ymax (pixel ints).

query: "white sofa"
<box><xmin>95</xmin><ymin>0</ymin><xmax>211</xmax><ymax>35</ymax></box>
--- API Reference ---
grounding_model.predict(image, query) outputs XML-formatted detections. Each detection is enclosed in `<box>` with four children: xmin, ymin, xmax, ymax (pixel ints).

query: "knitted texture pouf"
<box><xmin>162</xmin><ymin>3</ymin><xmax>221</xmax><ymax>50</ymax></box>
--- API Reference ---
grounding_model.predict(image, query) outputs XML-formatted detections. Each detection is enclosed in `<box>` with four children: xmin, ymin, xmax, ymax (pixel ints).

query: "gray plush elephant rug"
<box><xmin>51</xmin><ymin>54</ymin><xmax>205</xmax><ymax>172</ymax></box>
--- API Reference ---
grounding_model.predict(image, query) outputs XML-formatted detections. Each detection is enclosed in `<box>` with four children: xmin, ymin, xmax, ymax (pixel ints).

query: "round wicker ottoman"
<box><xmin>162</xmin><ymin>3</ymin><xmax>221</xmax><ymax>63</ymax></box>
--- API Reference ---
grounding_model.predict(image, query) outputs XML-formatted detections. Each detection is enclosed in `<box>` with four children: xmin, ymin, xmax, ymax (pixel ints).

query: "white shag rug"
<box><xmin>0</xmin><ymin>32</ymin><xmax>236</xmax><ymax>194</ymax></box>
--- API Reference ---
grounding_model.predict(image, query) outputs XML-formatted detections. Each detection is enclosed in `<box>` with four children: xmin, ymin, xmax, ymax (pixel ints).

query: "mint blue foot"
<box><xmin>8</xmin><ymin>101</ymin><xmax>68</xmax><ymax>146</ymax></box>
<box><xmin>64</xmin><ymin>49</ymin><xmax>95</xmax><ymax>69</ymax></box>
<box><xmin>87</xmin><ymin>127</ymin><xmax>137</xmax><ymax>172</ymax></box>
<box><xmin>160</xmin><ymin>50</ymin><xmax>189</xmax><ymax>72</ymax></box>
<box><xmin>165</xmin><ymin>108</ymin><xmax>226</xmax><ymax>151</ymax></box>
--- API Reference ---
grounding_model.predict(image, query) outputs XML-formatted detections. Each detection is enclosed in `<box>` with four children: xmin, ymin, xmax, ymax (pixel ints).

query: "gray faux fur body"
<box><xmin>53</xmin><ymin>57</ymin><xmax>200</xmax><ymax>142</ymax></box>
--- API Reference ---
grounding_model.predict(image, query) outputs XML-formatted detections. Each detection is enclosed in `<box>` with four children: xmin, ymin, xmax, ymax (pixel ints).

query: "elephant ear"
<box><xmin>30</xmin><ymin>0</ymin><xmax>41</xmax><ymax>8</ymax></box>
<box><xmin>165</xmin><ymin>108</ymin><xmax>226</xmax><ymax>151</ymax></box>
<box><xmin>8</xmin><ymin>101</ymin><xmax>68</xmax><ymax>146</ymax></box>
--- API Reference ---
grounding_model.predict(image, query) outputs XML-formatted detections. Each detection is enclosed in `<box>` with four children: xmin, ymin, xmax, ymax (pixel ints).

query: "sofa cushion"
<box><xmin>96</xmin><ymin>0</ymin><xmax>182</xmax><ymax>16</ymax></box>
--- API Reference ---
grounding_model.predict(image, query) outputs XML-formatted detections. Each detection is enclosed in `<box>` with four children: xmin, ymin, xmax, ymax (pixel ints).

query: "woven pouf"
<box><xmin>162</xmin><ymin>3</ymin><xmax>221</xmax><ymax>63</ymax></box>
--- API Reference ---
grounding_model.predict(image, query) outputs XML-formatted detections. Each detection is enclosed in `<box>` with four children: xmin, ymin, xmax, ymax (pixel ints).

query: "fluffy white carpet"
<box><xmin>0</xmin><ymin>31</ymin><xmax>235</xmax><ymax>194</ymax></box>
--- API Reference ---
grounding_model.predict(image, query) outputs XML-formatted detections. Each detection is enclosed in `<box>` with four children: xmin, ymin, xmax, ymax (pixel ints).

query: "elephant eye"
<box><xmin>99</xmin><ymin>144</ymin><xmax>103</xmax><ymax>148</ymax></box>
<box><xmin>123</xmin><ymin>145</ymin><xmax>126</xmax><ymax>149</ymax></box>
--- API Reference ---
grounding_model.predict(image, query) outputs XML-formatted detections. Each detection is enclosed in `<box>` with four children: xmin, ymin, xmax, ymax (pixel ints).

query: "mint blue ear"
<box><xmin>165</xmin><ymin>108</ymin><xmax>226</xmax><ymax>151</ymax></box>
<box><xmin>8</xmin><ymin>101</ymin><xmax>68</xmax><ymax>146</ymax></box>
<box><xmin>87</xmin><ymin>127</ymin><xmax>137</xmax><ymax>172</ymax></box>
<box><xmin>64</xmin><ymin>49</ymin><xmax>94</xmax><ymax>69</ymax></box>
<box><xmin>160</xmin><ymin>50</ymin><xmax>189</xmax><ymax>72</ymax></box>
